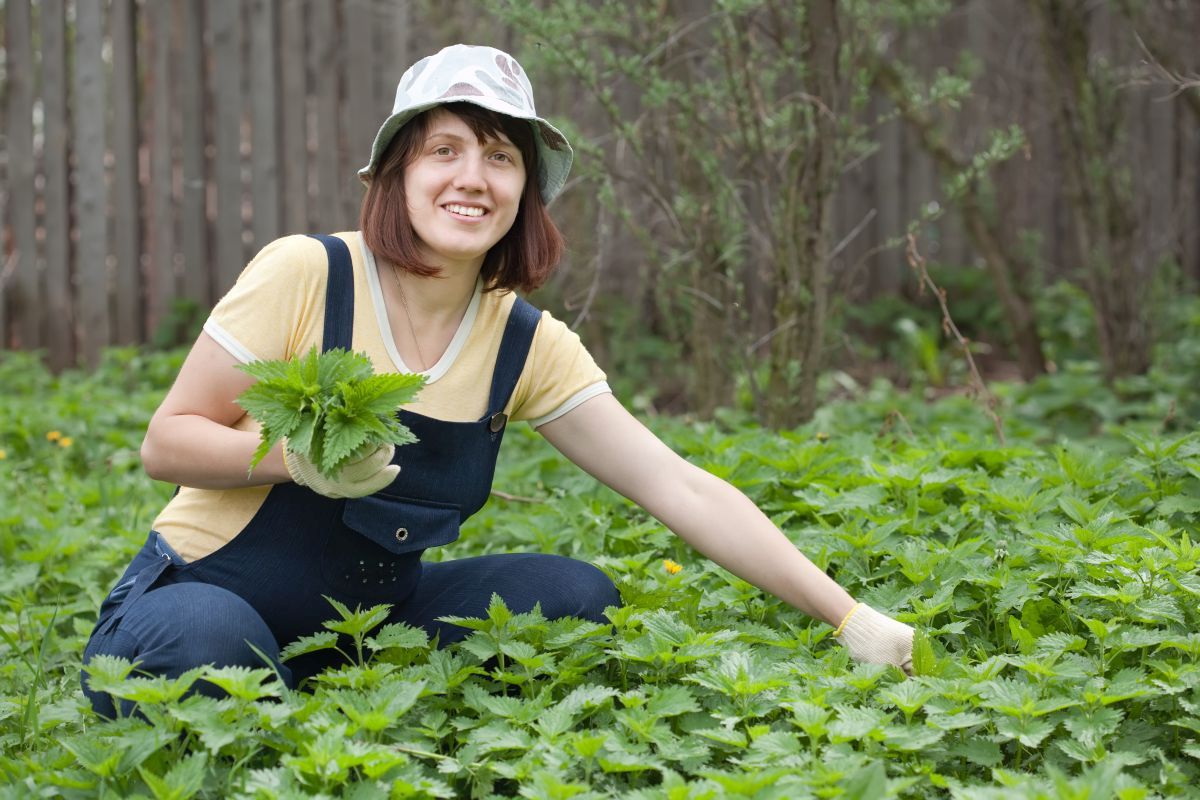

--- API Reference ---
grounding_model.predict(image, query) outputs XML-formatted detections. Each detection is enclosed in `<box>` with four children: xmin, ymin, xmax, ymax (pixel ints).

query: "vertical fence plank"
<box><xmin>309</xmin><ymin>0</ymin><xmax>342</xmax><ymax>229</ymax></box>
<box><xmin>210</xmin><ymin>0</ymin><xmax>244</xmax><ymax>293</ymax></box>
<box><xmin>111</xmin><ymin>0</ymin><xmax>143</xmax><ymax>344</ymax></box>
<box><xmin>906</xmin><ymin>29</ymin><xmax>939</xmax><ymax>269</ymax></box>
<box><xmin>345</xmin><ymin>0</ymin><xmax>375</xmax><ymax>228</ymax></box>
<box><xmin>5</xmin><ymin>0</ymin><xmax>38</xmax><ymax>349</ymax></box>
<box><xmin>73</xmin><ymin>0</ymin><xmax>110</xmax><ymax>365</ymax></box>
<box><xmin>1146</xmin><ymin>91</ymin><xmax>1175</xmax><ymax>271</ymax></box>
<box><xmin>1179</xmin><ymin>112</ymin><xmax>1200</xmax><ymax>285</ymax></box>
<box><xmin>250</xmin><ymin>0</ymin><xmax>281</xmax><ymax>248</ymax></box>
<box><xmin>40</xmin><ymin>0</ymin><xmax>72</xmax><ymax>367</ymax></box>
<box><xmin>378</xmin><ymin>0</ymin><xmax>410</xmax><ymax>102</ymax></box>
<box><xmin>280</xmin><ymin>0</ymin><xmax>309</xmax><ymax>233</ymax></box>
<box><xmin>179</xmin><ymin>0</ymin><xmax>211</xmax><ymax>307</ymax></box>
<box><xmin>146</xmin><ymin>0</ymin><xmax>176</xmax><ymax>337</ymax></box>
<box><xmin>874</xmin><ymin>95</ymin><xmax>904</xmax><ymax>290</ymax></box>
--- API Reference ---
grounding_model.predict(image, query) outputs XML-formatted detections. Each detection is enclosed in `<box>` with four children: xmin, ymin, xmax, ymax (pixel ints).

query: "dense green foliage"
<box><xmin>1</xmin><ymin>325</ymin><xmax>1198</xmax><ymax>797</ymax></box>
<box><xmin>237</xmin><ymin>347</ymin><xmax>424</xmax><ymax>478</ymax></box>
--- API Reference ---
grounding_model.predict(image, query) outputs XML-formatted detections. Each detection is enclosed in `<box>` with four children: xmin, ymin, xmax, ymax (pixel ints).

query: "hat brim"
<box><xmin>357</xmin><ymin>95</ymin><xmax>573</xmax><ymax>205</ymax></box>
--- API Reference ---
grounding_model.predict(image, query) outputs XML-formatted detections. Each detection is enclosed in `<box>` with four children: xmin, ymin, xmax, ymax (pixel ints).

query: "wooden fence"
<box><xmin>2</xmin><ymin>0</ymin><xmax>411</xmax><ymax>368</ymax></box>
<box><xmin>2</xmin><ymin>0</ymin><xmax>1198</xmax><ymax>369</ymax></box>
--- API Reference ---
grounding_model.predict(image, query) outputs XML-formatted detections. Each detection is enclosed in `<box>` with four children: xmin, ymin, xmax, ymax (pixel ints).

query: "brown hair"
<box><xmin>359</xmin><ymin>102</ymin><xmax>564</xmax><ymax>293</ymax></box>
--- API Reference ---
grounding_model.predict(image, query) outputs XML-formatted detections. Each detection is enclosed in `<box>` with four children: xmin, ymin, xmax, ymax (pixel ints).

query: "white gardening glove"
<box><xmin>284</xmin><ymin>442</ymin><xmax>399</xmax><ymax>499</ymax></box>
<box><xmin>834</xmin><ymin>603</ymin><xmax>914</xmax><ymax>676</ymax></box>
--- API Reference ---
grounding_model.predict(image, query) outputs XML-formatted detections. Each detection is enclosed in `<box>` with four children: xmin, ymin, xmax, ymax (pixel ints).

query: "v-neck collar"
<box><xmin>360</xmin><ymin>235</ymin><xmax>482</xmax><ymax>384</ymax></box>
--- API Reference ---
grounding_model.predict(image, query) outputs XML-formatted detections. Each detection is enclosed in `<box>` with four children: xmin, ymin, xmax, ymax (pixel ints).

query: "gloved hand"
<box><xmin>834</xmin><ymin>603</ymin><xmax>914</xmax><ymax>675</ymax></box>
<box><xmin>284</xmin><ymin>442</ymin><xmax>399</xmax><ymax>499</ymax></box>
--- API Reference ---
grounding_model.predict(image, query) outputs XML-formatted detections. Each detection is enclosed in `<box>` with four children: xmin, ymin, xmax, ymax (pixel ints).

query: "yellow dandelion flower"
<box><xmin>663</xmin><ymin>559</ymin><xmax>683</xmax><ymax>575</ymax></box>
<box><xmin>0</xmin><ymin>449</ymin><xmax>7</xmax><ymax>459</ymax></box>
<box><xmin>58</xmin><ymin>437</ymin><xmax>74</xmax><ymax>448</ymax></box>
<box><xmin>815</xmin><ymin>432</ymin><xmax>829</xmax><ymax>442</ymax></box>
<box><xmin>46</xmin><ymin>430</ymin><xmax>62</xmax><ymax>442</ymax></box>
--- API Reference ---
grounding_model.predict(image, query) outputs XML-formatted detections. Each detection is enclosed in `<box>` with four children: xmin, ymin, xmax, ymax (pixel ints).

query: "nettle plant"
<box><xmin>236</xmin><ymin>347</ymin><xmax>425</xmax><ymax>478</ymax></box>
<box><xmin>1</xmin><ymin>346</ymin><xmax>1199</xmax><ymax>797</ymax></box>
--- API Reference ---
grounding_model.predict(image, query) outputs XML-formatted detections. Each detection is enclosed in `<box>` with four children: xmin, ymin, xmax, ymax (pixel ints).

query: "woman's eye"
<box><xmin>433</xmin><ymin>146</ymin><xmax>453</xmax><ymax>156</ymax></box>
<box><xmin>491</xmin><ymin>151</ymin><xmax>513</xmax><ymax>163</ymax></box>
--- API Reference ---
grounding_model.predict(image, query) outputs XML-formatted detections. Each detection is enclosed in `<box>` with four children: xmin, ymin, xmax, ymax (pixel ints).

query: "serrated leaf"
<box><xmin>323</xmin><ymin>600</ymin><xmax>392</xmax><ymax>639</ymax></box>
<box><xmin>321</xmin><ymin>408</ymin><xmax>372</xmax><ymax>474</ymax></box>
<box><xmin>139</xmin><ymin>752</ymin><xmax>207</xmax><ymax>800</ymax></box>
<box><xmin>238</xmin><ymin>345</ymin><xmax>424</xmax><ymax>479</ymax></box>
<box><xmin>351</xmin><ymin>372</ymin><xmax>426</xmax><ymax>414</ymax></box>
<box><xmin>841</xmin><ymin>761</ymin><xmax>887</xmax><ymax>800</ymax></box>
<box><xmin>912</xmin><ymin>629</ymin><xmax>938</xmax><ymax>676</ymax></box>
<box><xmin>486</xmin><ymin>593</ymin><xmax>513</xmax><ymax>627</ymax></box>
<box><xmin>366</xmin><ymin>623</ymin><xmax>429</xmax><ymax>652</ymax></box>
<box><xmin>82</xmin><ymin>654</ymin><xmax>140</xmax><ymax>696</ymax></box>
<box><xmin>200</xmin><ymin>665</ymin><xmax>281</xmax><ymax>701</ymax></box>
<box><xmin>645</xmin><ymin>685</ymin><xmax>699</xmax><ymax>718</ymax></box>
<box><xmin>61</xmin><ymin>736</ymin><xmax>122</xmax><ymax>777</ymax></box>
<box><xmin>1158</xmin><ymin>495</ymin><xmax>1200</xmax><ymax>516</ymax></box>
<box><xmin>692</xmin><ymin>727</ymin><xmax>747</xmax><ymax>747</ymax></box>
<box><xmin>994</xmin><ymin>715</ymin><xmax>1056</xmax><ymax>747</ymax></box>
<box><xmin>280</xmin><ymin>631</ymin><xmax>339</xmax><ymax>662</ymax></box>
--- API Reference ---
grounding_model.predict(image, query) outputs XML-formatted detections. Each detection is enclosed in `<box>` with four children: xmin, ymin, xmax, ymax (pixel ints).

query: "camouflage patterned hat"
<box><xmin>358</xmin><ymin>44</ymin><xmax>573</xmax><ymax>204</ymax></box>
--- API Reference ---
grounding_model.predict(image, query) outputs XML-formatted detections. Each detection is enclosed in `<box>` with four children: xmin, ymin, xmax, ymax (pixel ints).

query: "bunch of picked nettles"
<box><xmin>237</xmin><ymin>346</ymin><xmax>424</xmax><ymax>478</ymax></box>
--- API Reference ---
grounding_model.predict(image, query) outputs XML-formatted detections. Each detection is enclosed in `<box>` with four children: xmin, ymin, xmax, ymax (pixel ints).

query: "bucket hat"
<box><xmin>358</xmin><ymin>44</ymin><xmax>573</xmax><ymax>204</ymax></box>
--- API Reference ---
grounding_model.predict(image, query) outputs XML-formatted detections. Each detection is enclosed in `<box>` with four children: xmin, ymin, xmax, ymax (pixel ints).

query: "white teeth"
<box><xmin>445</xmin><ymin>204</ymin><xmax>485</xmax><ymax>217</ymax></box>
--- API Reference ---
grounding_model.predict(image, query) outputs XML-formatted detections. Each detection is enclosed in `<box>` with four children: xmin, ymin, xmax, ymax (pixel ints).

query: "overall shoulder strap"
<box><xmin>307</xmin><ymin>234</ymin><xmax>355</xmax><ymax>352</ymax></box>
<box><xmin>484</xmin><ymin>295</ymin><xmax>542</xmax><ymax>425</ymax></box>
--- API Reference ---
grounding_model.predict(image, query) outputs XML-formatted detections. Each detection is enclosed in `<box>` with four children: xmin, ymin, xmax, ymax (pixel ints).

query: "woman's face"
<box><xmin>403</xmin><ymin>108</ymin><xmax>527</xmax><ymax>273</ymax></box>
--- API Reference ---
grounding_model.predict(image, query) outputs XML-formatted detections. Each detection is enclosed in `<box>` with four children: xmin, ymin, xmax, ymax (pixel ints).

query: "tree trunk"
<box><xmin>1031</xmin><ymin>0</ymin><xmax>1151</xmax><ymax>379</ymax></box>
<box><xmin>765</xmin><ymin>0</ymin><xmax>839</xmax><ymax>427</ymax></box>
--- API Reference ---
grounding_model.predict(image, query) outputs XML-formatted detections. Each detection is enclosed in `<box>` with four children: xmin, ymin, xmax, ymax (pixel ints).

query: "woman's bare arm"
<box><xmin>537</xmin><ymin>393</ymin><xmax>856</xmax><ymax>627</ymax></box>
<box><xmin>140</xmin><ymin>332</ymin><xmax>289</xmax><ymax>488</ymax></box>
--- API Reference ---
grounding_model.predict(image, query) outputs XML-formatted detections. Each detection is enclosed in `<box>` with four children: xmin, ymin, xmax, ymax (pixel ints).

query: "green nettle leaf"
<box><xmin>882</xmin><ymin>681</ymin><xmax>935</xmax><ymax>722</ymax></box>
<box><xmin>911</xmin><ymin>630</ymin><xmax>939</xmax><ymax>676</ymax></box>
<box><xmin>168</xmin><ymin>696</ymin><xmax>247</xmax><ymax>753</ymax></box>
<box><xmin>237</xmin><ymin>346</ymin><xmax>424</xmax><ymax>478</ymax></box>
<box><xmin>82</xmin><ymin>654</ymin><xmax>140</xmax><ymax>697</ymax></box>
<box><xmin>280</xmin><ymin>630</ymin><xmax>340</xmax><ymax>662</ymax></box>
<box><xmin>994</xmin><ymin>715</ymin><xmax>1057</xmax><ymax>747</ymax></box>
<box><xmin>321</xmin><ymin>408</ymin><xmax>373</xmax><ymax>474</ymax></box>
<box><xmin>200</xmin><ymin>665</ymin><xmax>282</xmax><ymax>702</ymax></box>
<box><xmin>333</xmin><ymin>681</ymin><xmax>426</xmax><ymax>733</ymax></box>
<box><xmin>365</xmin><ymin>622</ymin><xmax>430</xmax><ymax>653</ymax></box>
<box><xmin>322</xmin><ymin>597</ymin><xmax>392</xmax><ymax>638</ymax></box>
<box><xmin>60</xmin><ymin>735</ymin><xmax>123</xmax><ymax>778</ymax></box>
<box><xmin>827</xmin><ymin>705</ymin><xmax>890</xmax><ymax>742</ymax></box>
<box><xmin>116</xmin><ymin>668</ymin><xmax>204</xmax><ymax>705</ymax></box>
<box><xmin>841</xmin><ymin>761</ymin><xmax>888</xmax><ymax>800</ymax></box>
<box><xmin>138</xmin><ymin>752</ymin><xmax>208</xmax><ymax>800</ymax></box>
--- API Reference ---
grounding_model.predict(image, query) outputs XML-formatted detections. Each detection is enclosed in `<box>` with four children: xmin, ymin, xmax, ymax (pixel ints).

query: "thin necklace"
<box><xmin>390</xmin><ymin>264</ymin><xmax>428</xmax><ymax>372</ymax></box>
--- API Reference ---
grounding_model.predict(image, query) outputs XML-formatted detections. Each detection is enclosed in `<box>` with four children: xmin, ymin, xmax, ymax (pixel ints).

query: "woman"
<box><xmin>83</xmin><ymin>45</ymin><xmax>912</xmax><ymax>717</ymax></box>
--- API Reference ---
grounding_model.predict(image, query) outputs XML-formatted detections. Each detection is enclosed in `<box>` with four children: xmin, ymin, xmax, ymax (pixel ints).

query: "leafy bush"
<box><xmin>1</xmin><ymin>345</ymin><xmax>1198</xmax><ymax>797</ymax></box>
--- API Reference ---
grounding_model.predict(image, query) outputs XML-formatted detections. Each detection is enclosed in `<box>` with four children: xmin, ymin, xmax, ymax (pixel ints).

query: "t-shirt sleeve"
<box><xmin>202</xmin><ymin>235</ymin><xmax>327</xmax><ymax>363</ymax></box>
<box><xmin>510</xmin><ymin>310</ymin><xmax>611</xmax><ymax>427</ymax></box>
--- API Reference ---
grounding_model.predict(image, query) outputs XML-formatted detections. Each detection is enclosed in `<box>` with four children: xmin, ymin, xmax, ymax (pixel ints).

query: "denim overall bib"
<box><xmin>83</xmin><ymin>235</ymin><xmax>617</xmax><ymax>712</ymax></box>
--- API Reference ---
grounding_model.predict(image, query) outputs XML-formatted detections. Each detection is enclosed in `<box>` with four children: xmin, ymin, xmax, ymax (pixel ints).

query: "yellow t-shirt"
<box><xmin>153</xmin><ymin>232</ymin><xmax>610</xmax><ymax>561</ymax></box>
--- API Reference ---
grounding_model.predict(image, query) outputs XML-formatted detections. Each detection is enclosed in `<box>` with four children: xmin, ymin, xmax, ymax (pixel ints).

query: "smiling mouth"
<box><xmin>444</xmin><ymin>203</ymin><xmax>487</xmax><ymax>218</ymax></box>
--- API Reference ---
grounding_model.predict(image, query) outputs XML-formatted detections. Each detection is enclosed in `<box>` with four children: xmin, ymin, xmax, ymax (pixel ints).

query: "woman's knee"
<box><xmin>539</xmin><ymin>556</ymin><xmax>622</xmax><ymax>623</ymax></box>
<box><xmin>82</xmin><ymin>582</ymin><xmax>290</xmax><ymax>716</ymax></box>
<box><xmin>122</xmin><ymin>583</ymin><xmax>283</xmax><ymax>670</ymax></box>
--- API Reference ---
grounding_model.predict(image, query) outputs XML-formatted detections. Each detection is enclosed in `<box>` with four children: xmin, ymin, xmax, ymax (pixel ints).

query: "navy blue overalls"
<box><xmin>83</xmin><ymin>235</ymin><xmax>620</xmax><ymax>717</ymax></box>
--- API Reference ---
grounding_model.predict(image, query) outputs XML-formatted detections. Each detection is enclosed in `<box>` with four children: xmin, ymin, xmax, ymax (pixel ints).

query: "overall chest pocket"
<box><xmin>342</xmin><ymin>494</ymin><xmax>462</xmax><ymax>554</ymax></box>
<box><xmin>322</xmin><ymin>495</ymin><xmax>462</xmax><ymax>599</ymax></box>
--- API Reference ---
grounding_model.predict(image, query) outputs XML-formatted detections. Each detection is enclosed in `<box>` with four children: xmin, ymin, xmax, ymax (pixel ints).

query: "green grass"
<box><xmin>1</xmin><ymin>340</ymin><xmax>1199</xmax><ymax>798</ymax></box>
